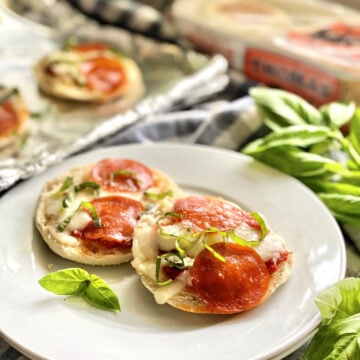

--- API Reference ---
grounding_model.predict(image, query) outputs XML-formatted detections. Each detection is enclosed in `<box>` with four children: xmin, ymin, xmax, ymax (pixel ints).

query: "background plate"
<box><xmin>0</xmin><ymin>143</ymin><xmax>346</xmax><ymax>360</ymax></box>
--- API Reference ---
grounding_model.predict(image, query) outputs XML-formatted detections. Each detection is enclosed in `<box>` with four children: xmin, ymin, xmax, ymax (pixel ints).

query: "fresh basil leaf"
<box><xmin>303</xmin><ymin>314</ymin><xmax>360</xmax><ymax>360</ymax></box>
<box><xmin>318</xmin><ymin>193</ymin><xmax>360</xmax><ymax>216</ymax></box>
<box><xmin>84</xmin><ymin>274</ymin><xmax>120</xmax><ymax>311</ymax></box>
<box><xmin>327</xmin><ymin>211</ymin><xmax>360</xmax><ymax>225</ymax></box>
<box><xmin>301</xmin><ymin>179</ymin><xmax>360</xmax><ymax>197</ymax></box>
<box><xmin>249</xmin><ymin>87</ymin><xmax>323</xmax><ymax>129</ymax></box>
<box><xmin>315</xmin><ymin>278</ymin><xmax>360</xmax><ymax>325</ymax></box>
<box><xmin>302</xmin><ymin>278</ymin><xmax>360</xmax><ymax>360</ymax></box>
<box><xmin>350</xmin><ymin>109</ymin><xmax>360</xmax><ymax>155</ymax></box>
<box><xmin>38</xmin><ymin>268</ymin><xmax>90</xmax><ymax>295</ymax></box>
<box><xmin>244</xmin><ymin>147</ymin><xmax>344</xmax><ymax>177</ymax></box>
<box><xmin>243</xmin><ymin>125</ymin><xmax>332</xmax><ymax>154</ymax></box>
<box><xmin>334</xmin><ymin>169</ymin><xmax>360</xmax><ymax>187</ymax></box>
<box><xmin>39</xmin><ymin>268</ymin><xmax>121</xmax><ymax>312</ymax></box>
<box><xmin>320</xmin><ymin>101</ymin><xmax>356</xmax><ymax>130</ymax></box>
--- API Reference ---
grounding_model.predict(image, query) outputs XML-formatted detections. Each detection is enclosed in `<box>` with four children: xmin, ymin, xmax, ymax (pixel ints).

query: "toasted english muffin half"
<box><xmin>0</xmin><ymin>86</ymin><xmax>28</xmax><ymax>153</ymax></box>
<box><xmin>131</xmin><ymin>194</ymin><xmax>293</xmax><ymax>314</ymax></box>
<box><xmin>35</xmin><ymin>158</ymin><xmax>184</xmax><ymax>266</ymax></box>
<box><xmin>34</xmin><ymin>42</ymin><xmax>144</xmax><ymax>104</ymax></box>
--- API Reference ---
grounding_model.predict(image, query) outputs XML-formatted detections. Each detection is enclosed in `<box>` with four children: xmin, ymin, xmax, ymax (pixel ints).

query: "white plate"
<box><xmin>0</xmin><ymin>143</ymin><xmax>346</xmax><ymax>360</ymax></box>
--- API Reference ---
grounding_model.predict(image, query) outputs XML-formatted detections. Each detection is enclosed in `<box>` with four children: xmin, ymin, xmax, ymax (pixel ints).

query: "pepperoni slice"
<box><xmin>80</xmin><ymin>57</ymin><xmax>125</xmax><ymax>94</ymax></box>
<box><xmin>0</xmin><ymin>100</ymin><xmax>19</xmax><ymax>137</ymax></box>
<box><xmin>190</xmin><ymin>242</ymin><xmax>270</xmax><ymax>314</ymax></box>
<box><xmin>173</xmin><ymin>195</ymin><xmax>260</xmax><ymax>231</ymax></box>
<box><xmin>74</xmin><ymin>196</ymin><xmax>144</xmax><ymax>248</ymax></box>
<box><xmin>91</xmin><ymin>158</ymin><xmax>154</xmax><ymax>192</ymax></box>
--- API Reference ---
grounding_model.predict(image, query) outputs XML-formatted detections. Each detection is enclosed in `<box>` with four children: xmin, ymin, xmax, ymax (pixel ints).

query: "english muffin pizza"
<box><xmin>131</xmin><ymin>194</ymin><xmax>292</xmax><ymax>314</ymax></box>
<box><xmin>35</xmin><ymin>158</ymin><xmax>183</xmax><ymax>266</ymax></box>
<box><xmin>34</xmin><ymin>42</ymin><xmax>144</xmax><ymax>103</ymax></box>
<box><xmin>0</xmin><ymin>86</ymin><xmax>28</xmax><ymax>152</ymax></box>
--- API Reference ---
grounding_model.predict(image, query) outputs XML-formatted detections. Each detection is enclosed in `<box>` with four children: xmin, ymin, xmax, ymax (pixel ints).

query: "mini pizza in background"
<box><xmin>0</xmin><ymin>86</ymin><xmax>28</xmax><ymax>152</ymax></box>
<box><xmin>34</xmin><ymin>42</ymin><xmax>145</xmax><ymax>103</ymax></box>
<box><xmin>131</xmin><ymin>194</ymin><xmax>292</xmax><ymax>314</ymax></box>
<box><xmin>35</xmin><ymin>158</ymin><xmax>183</xmax><ymax>266</ymax></box>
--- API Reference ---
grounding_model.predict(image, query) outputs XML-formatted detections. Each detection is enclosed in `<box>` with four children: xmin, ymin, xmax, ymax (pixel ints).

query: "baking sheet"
<box><xmin>0</xmin><ymin>0</ymin><xmax>228</xmax><ymax>191</ymax></box>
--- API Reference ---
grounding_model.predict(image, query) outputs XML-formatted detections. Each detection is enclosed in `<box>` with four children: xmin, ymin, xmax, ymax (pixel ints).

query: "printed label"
<box><xmin>287</xmin><ymin>22</ymin><xmax>360</xmax><ymax>64</ymax></box>
<box><xmin>244</xmin><ymin>47</ymin><xmax>343</xmax><ymax>106</ymax></box>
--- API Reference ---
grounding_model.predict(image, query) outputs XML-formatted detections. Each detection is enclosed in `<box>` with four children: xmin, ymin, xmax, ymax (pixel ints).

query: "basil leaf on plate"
<box><xmin>84</xmin><ymin>274</ymin><xmax>120</xmax><ymax>311</ymax></box>
<box><xmin>38</xmin><ymin>268</ymin><xmax>120</xmax><ymax>312</ymax></box>
<box><xmin>38</xmin><ymin>268</ymin><xmax>90</xmax><ymax>295</ymax></box>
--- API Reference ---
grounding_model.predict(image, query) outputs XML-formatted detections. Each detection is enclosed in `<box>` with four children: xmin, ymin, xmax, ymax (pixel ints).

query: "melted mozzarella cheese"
<box><xmin>154</xmin><ymin>279</ymin><xmax>186</xmax><ymax>304</ymax></box>
<box><xmin>256</xmin><ymin>232</ymin><xmax>287</xmax><ymax>262</ymax></box>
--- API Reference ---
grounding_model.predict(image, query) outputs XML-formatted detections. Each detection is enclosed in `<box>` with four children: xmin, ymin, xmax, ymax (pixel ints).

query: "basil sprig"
<box><xmin>243</xmin><ymin>87</ymin><xmax>360</xmax><ymax>225</ymax></box>
<box><xmin>38</xmin><ymin>268</ymin><xmax>120</xmax><ymax>311</ymax></box>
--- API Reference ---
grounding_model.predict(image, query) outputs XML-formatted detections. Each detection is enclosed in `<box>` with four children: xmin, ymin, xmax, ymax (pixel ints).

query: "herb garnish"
<box><xmin>38</xmin><ymin>268</ymin><xmax>120</xmax><ymax>311</ymax></box>
<box><xmin>53</xmin><ymin>177</ymin><xmax>100</xmax><ymax>209</ymax></box>
<box><xmin>154</xmin><ymin>211</ymin><xmax>267</xmax><ymax>285</ymax></box>
<box><xmin>110</xmin><ymin>170</ymin><xmax>141</xmax><ymax>185</ymax></box>
<box><xmin>57</xmin><ymin>201</ymin><xmax>102</xmax><ymax>232</ymax></box>
<box><xmin>145</xmin><ymin>190</ymin><xmax>173</xmax><ymax>200</ymax></box>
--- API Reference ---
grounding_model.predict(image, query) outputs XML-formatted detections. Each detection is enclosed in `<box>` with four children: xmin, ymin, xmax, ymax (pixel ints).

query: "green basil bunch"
<box><xmin>242</xmin><ymin>87</ymin><xmax>360</xmax><ymax>226</ymax></box>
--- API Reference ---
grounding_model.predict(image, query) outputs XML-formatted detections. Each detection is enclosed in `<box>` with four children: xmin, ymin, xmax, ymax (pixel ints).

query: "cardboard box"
<box><xmin>171</xmin><ymin>0</ymin><xmax>360</xmax><ymax>105</ymax></box>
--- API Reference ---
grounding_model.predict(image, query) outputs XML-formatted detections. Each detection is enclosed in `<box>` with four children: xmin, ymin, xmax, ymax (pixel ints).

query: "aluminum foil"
<box><xmin>0</xmin><ymin>0</ymin><xmax>229</xmax><ymax>192</ymax></box>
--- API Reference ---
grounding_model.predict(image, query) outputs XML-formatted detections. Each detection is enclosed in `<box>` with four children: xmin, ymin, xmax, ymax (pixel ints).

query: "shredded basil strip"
<box><xmin>54</xmin><ymin>177</ymin><xmax>74</xmax><ymax>195</ymax></box>
<box><xmin>228</xmin><ymin>230</ymin><xmax>260</xmax><ymax>247</ymax></box>
<box><xmin>79</xmin><ymin>202</ymin><xmax>102</xmax><ymax>228</ymax></box>
<box><xmin>250</xmin><ymin>212</ymin><xmax>268</xmax><ymax>239</ymax></box>
<box><xmin>204</xmin><ymin>243</ymin><xmax>226</xmax><ymax>262</ymax></box>
<box><xmin>61</xmin><ymin>181</ymin><xmax>100</xmax><ymax>209</ymax></box>
<box><xmin>156</xmin><ymin>212</ymin><xmax>183</xmax><ymax>238</ymax></box>
<box><xmin>62</xmin><ymin>191</ymin><xmax>75</xmax><ymax>209</ymax></box>
<box><xmin>57</xmin><ymin>214</ymin><xmax>73</xmax><ymax>232</ymax></box>
<box><xmin>155</xmin><ymin>251</ymin><xmax>194</xmax><ymax>286</ymax></box>
<box><xmin>145</xmin><ymin>190</ymin><xmax>173</xmax><ymax>200</ymax></box>
<box><xmin>155</xmin><ymin>255</ymin><xmax>174</xmax><ymax>286</ymax></box>
<box><xmin>0</xmin><ymin>87</ymin><xmax>18</xmax><ymax>103</ymax></box>
<box><xmin>57</xmin><ymin>201</ymin><xmax>102</xmax><ymax>232</ymax></box>
<box><xmin>110</xmin><ymin>170</ymin><xmax>141</xmax><ymax>184</ymax></box>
